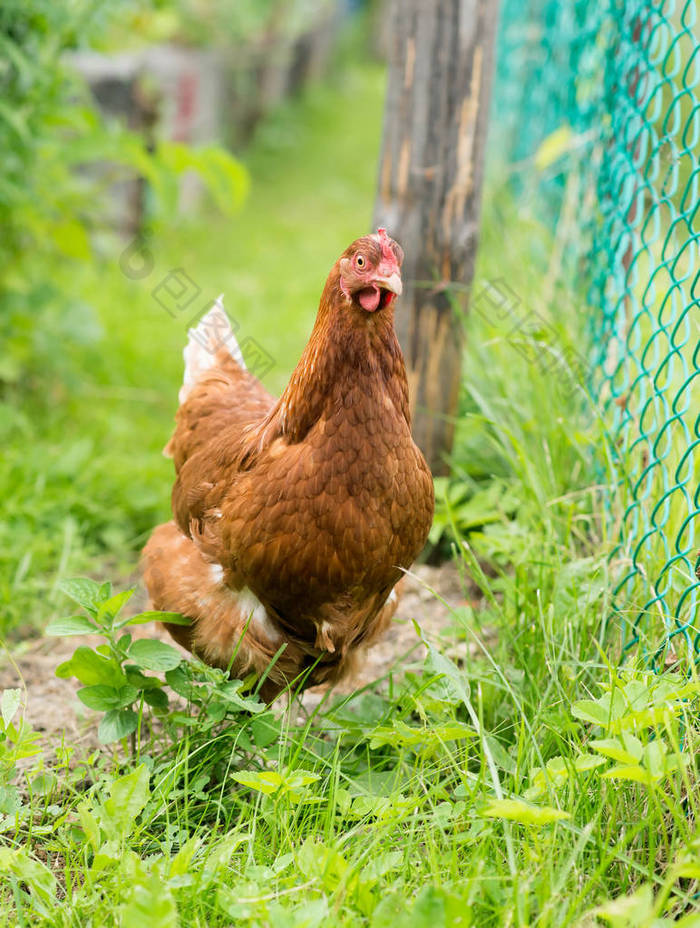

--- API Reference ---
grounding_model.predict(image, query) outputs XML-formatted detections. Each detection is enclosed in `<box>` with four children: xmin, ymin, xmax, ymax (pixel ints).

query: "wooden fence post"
<box><xmin>374</xmin><ymin>0</ymin><xmax>500</xmax><ymax>475</ymax></box>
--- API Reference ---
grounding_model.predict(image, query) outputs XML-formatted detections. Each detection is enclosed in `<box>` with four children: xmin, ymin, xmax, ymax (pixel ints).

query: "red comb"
<box><xmin>376</xmin><ymin>227</ymin><xmax>395</xmax><ymax>263</ymax></box>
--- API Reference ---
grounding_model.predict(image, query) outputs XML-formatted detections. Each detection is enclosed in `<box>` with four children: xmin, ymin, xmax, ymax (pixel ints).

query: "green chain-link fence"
<box><xmin>491</xmin><ymin>0</ymin><xmax>699</xmax><ymax>666</ymax></box>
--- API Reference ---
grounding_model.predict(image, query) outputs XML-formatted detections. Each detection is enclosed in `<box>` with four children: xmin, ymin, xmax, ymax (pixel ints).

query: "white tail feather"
<box><xmin>179</xmin><ymin>294</ymin><xmax>246</xmax><ymax>404</ymax></box>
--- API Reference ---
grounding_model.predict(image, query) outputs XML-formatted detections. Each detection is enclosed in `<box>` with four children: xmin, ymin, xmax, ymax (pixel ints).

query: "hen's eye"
<box><xmin>356</xmin><ymin>255</ymin><xmax>366</xmax><ymax>269</ymax></box>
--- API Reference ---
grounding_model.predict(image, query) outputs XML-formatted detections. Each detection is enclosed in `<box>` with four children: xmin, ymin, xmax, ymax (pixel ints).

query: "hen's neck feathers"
<box><xmin>268</xmin><ymin>266</ymin><xmax>410</xmax><ymax>445</ymax></box>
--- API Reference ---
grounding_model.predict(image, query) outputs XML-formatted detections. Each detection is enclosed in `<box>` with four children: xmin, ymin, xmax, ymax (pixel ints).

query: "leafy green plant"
<box><xmin>164</xmin><ymin>0</ymin><xmax>336</xmax><ymax>47</ymax></box>
<box><xmin>0</xmin><ymin>0</ymin><xmax>248</xmax><ymax>396</ymax></box>
<box><xmin>429</xmin><ymin>475</ymin><xmax>519</xmax><ymax>549</ymax></box>
<box><xmin>49</xmin><ymin>577</ymin><xmax>186</xmax><ymax>744</ymax></box>
<box><xmin>49</xmin><ymin>577</ymin><xmax>284</xmax><ymax>757</ymax></box>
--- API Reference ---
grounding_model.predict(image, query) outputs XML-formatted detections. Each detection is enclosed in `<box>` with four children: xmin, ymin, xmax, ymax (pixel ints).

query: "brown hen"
<box><xmin>142</xmin><ymin>230</ymin><xmax>434</xmax><ymax>699</ymax></box>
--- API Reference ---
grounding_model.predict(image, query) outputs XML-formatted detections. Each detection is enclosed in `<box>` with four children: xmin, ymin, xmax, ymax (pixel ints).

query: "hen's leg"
<box><xmin>142</xmin><ymin>522</ymin><xmax>298</xmax><ymax>698</ymax></box>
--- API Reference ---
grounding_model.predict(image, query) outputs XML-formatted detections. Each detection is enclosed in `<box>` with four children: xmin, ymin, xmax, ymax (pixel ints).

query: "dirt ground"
<box><xmin>0</xmin><ymin>562</ymin><xmax>479</xmax><ymax>756</ymax></box>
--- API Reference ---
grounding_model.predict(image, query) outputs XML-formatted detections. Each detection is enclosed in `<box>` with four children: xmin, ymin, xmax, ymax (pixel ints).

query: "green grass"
<box><xmin>2</xmin><ymin>62</ymin><xmax>700</xmax><ymax>928</ymax></box>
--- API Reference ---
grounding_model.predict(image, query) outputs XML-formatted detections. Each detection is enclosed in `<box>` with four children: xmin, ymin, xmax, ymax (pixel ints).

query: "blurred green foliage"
<box><xmin>0</xmin><ymin>0</ymin><xmax>247</xmax><ymax>394</ymax></box>
<box><xmin>175</xmin><ymin>0</ymin><xmax>335</xmax><ymax>44</ymax></box>
<box><xmin>0</xmin><ymin>0</ymin><xmax>109</xmax><ymax>387</ymax></box>
<box><xmin>105</xmin><ymin>0</ymin><xmax>337</xmax><ymax>49</ymax></box>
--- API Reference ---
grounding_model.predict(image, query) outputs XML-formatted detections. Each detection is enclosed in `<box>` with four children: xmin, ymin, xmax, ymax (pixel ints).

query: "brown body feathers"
<box><xmin>142</xmin><ymin>231</ymin><xmax>434</xmax><ymax>699</ymax></box>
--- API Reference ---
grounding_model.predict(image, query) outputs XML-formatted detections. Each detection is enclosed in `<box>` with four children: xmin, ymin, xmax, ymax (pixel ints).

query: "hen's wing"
<box><xmin>165</xmin><ymin>299</ymin><xmax>275</xmax><ymax>542</ymax></box>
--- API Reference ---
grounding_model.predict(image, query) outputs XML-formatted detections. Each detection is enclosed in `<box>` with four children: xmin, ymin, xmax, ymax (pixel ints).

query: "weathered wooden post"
<box><xmin>374</xmin><ymin>0</ymin><xmax>500</xmax><ymax>475</ymax></box>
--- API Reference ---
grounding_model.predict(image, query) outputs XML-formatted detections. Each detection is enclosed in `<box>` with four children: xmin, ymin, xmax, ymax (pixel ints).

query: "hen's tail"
<box><xmin>164</xmin><ymin>294</ymin><xmax>275</xmax><ymax>464</ymax></box>
<box><xmin>179</xmin><ymin>294</ymin><xmax>246</xmax><ymax>404</ymax></box>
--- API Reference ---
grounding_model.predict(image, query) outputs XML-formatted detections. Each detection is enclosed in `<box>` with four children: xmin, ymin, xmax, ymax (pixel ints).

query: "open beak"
<box><xmin>374</xmin><ymin>271</ymin><xmax>402</xmax><ymax>297</ymax></box>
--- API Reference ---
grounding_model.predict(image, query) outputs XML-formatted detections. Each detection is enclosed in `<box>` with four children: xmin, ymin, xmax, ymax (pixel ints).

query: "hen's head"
<box><xmin>338</xmin><ymin>228</ymin><xmax>404</xmax><ymax>313</ymax></box>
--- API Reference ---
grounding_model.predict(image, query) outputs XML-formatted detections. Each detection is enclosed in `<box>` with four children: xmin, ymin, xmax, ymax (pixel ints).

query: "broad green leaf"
<box><xmin>201</xmin><ymin>833</ymin><xmax>251</xmax><ymax>888</ymax></box>
<box><xmin>143</xmin><ymin>688</ymin><xmax>169</xmax><ymax>710</ymax></box>
<box><xmin>215</xmin><ymin>882</ymin><xmax>264</xmax><ymax>920</ymax></box>
<box><xmin>77</xmin><ymin>684</ymin><xmax>140</xmax><ymax>711</ymax></box>
<box><xmin>103</xmin><ymin>764</ymin><xmax>150</xmax><ymax>831</ymax></box>
<box><xmin>600</xmin><ymin>764</ymin><xmax>652</xmax><ymax>785</ymax></box>
<box><xmin>482</xmin><ymin>798</ymin><xmax>570</xmax><ymax>825</ymax></box>
<box><xmin>164</xmin><ymin>665</ymin><xmax>193</xmax><ymax>698</ymax></box>
<box><xmin>595</xmin><ymin>884</ymin><xmax>654</xmax><ymax>925</ymax></box>
<box><xmin>30</xmin><ymin>773</ymin><xmax>57</xmax><ymax>797</ymax></box>
<box><xmin>284</xmin><ymin>898</ymin><xmax>328</xmax><ymax>927</ymax></box>
<box><xmin>284</xmin><ymin>770</ymin><xmax>321</xmax><ymax>800</ymax></box>
<box><xmin>1</xmin><ymin>689</ymin><xmax>21</xmax><ymax>728</ymax></box>
<box><xmin>643</xmin><ymin>740</ymin><xmax>669</xmax><ymax>779</ymax></box>
<box><xmin>122</xmin><ymin>871</ymin><xmax>177</xmax><ymax>928</ymax></box>
<box><xmin>545</xmin><ymin>755</ymin><xmax>569</xmax><ymax>779</ymax></box>
<box><xmin>250</xmin><ymin>713</ymin><xmax>281</xmax><ymax>748</ymax></box>
<box><xmin>619</xmin><ymin>678</ymin><xmax>649</xmax><ymax>710</ymax></box>
<box><xmin>610</xmin><ymin>704</ymin><xmax>682</xmax><ymax>732</ymax></box>
<box><xmin>232</xmin><ymin>770</ymin><xmax>283</xmax><ymax>795</ymax></box>
<box><xmin>571</xmin><ymin>699</ymin><xmax>610</xmax><ymax>727</ymax></box>
<box><xmin>232</xmin><ymin>767</ymin><xmax>319</xmax><ymax>800</ymax></box>
<box><xmin>206</xmin><ymin>701</ymin><xmax>226</xmax><ymax>724</ymax></box>
<box><xmin>411</xmin><ymin>886</ymin><xmax>446</xmax><ymax>927</ymax></box>
<box><xmin>0</xmin><ymin>785</ymin><xmax>21</xmax><ymax>815</ymax></box>
<box><xmin>334</xmin><ymin>788</ymin><xmax>352</xmax><ymax>816</ymax></box>
<box><xmin>524</xmin><ymin>753</ymin><xmax>606</xmax><ymax>799</ymax></box>
<box><xmin>125</xmin><ymin>668</ymin><xmax>164</xmax><ymax>692</ymax></box>
<box><xmin>98</xmin><ymin>708</ymin><xmax>138</xmax><ymax>744</ymax></box>
<box><xmin>55</xmin><ymin>647</ymin><xmax>121</xmax><ymax>686</ymax></box>
<box><xmin>526</xmin><ymin>755</ymin><xmax>576</xmax><ymax>799</ymax></box>
<box><xmin>97</xmin><ymin>589</ymin><xmax>135</xmax><ymax>623</ymax></box>
<box><xmin>590</xmin><ymin>737</ymin><xmax>642</xmax><ymax>765</ymax></box>
<box><xmin>10</xmin><ymin>729</ymin><xmax>42</xmax><ymax>761</ymax></box>
<box><xmin>350</xmin><ymin>795</ymin><xmax>393</xmax><ymax>819</ymax></box>
<box><xmin>118</xmin><ymin>610</ymin><xmax>190</xmax><ymax>628</ymax></box>
<box><xmin>57</xmin><ymin>577</ymin><xmax>106</xmax><ymax>614</ymax></box>
<box><xmin>45</xmin><ymin>615</ymin><xmax>97</xmax><ymax>637</ymax></box>
<box><xmin>405</xmin><ymin>885</ymin><xmax>466</xmax><ymax>928</ymax></box>
<box><xmin>219</xmin><ymin>679</ymin><xmax>264</xmax><ymax>712</ymax></box>
<box><xmin>674</xmin><ymin>860</ymin><xmax>700</xmax><ymax>880</ymax></box>
<box><xmin>575</xmin><ymin>753</ymin><xmax>609</xmax><ymax>773</ymax></box>
<box><xmin>168</xmin><ymin>712</ymin><xmax>199</xmax><ymax>727</ymax></box>
<box><xmin>169</xmin><ymin>836</ymin><xmax>200</xmax><ymax>878</ymax></box>
<box><xmin>77</xmin><ymin>801</ymin><xmax>100</xmax><ymax>852</ymax></box>
<box><xmin>653</xmin><ymin>679</ymin><xmax>700</xmax><ymax>703</ymax></box>
<box><xmin>0</xmin><ymin>848</ymin><xmax>56</xmax><ymax>906</ymax></box>
<box><xmin>524</xmin><ymin>782</ymin><xmax>546</xmax><ymax>801</ymax></box>
<box><xmin>572</xmin><ymin>690</ymin><xmax>627</xmax><ymax>729</ymax></box>
<box><xmin>372</xmin><ymin>894</ymin><xmax>410</xmax><ymax>927</ymax></box>
<box><xmin>296</xmin><ymin>837</ymin><xmax>348</xmax><ymax>891</ymax></box>
<box><xmin>361</xmin><ymin>850</ymin><xmax>403</xmax><ymax>882</ymax></box>
<box><xmin>55</xmin><ymin>646</ymin><xmax>127</xmax><ymax>687</ymax></box>
<box><xmin>128</xmin><ymin>639</ymin><xmax>182</xmax><ymax>671</ymax></box>
<box><xmin>423</xmin><ymin>640</ymin><xmax>471</xmax><ymax>707</ymax></box>
<box><xmin>369</xmin><ymin>719</ymin><xmax>474</xmax><ymax>751</ymax></box>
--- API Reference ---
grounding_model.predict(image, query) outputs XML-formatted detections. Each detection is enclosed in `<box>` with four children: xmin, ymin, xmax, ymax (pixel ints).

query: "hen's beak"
<box><xmin>374</xmin><ymin>271</ymin><xmax>403</xmax><ymax>297</ymax></box>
